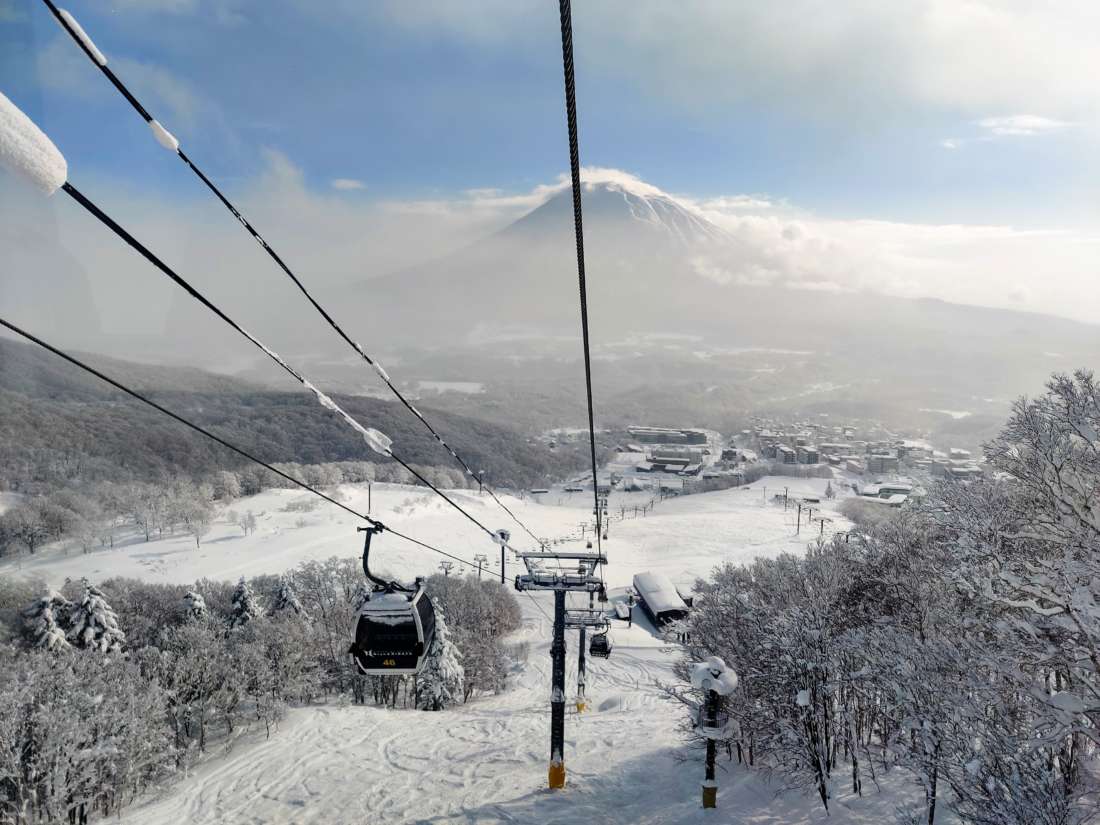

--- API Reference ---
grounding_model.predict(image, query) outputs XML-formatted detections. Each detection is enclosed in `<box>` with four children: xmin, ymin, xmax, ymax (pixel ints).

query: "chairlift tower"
<box><xmin>515</xmin><ymin>545</ymin><xmax>607</xmax><ymax>790</ymax></box>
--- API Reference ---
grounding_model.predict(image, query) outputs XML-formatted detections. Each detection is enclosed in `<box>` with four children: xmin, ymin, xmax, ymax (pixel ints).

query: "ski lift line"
<box><xmin>39</xmin><ymin>0</ymin><xmax>547</xmax><ymax>552</ymax></box>
<box><xmin>0</xmin><ymin>316</ymin><xmax>488</xmax><ymax>574</ymax></box>
<box><xmin>59</xmin><ymin>181</ymin><xmax>531</xmax><ymax>556</ymax></box>
<box><xmin>558</xmin><ymin>0</ymin><xmax>602</xmax><ymax>560</ymax></box>
<box><xmin>41</xmin><ymin>1</ymin><xmax>149</xmax><ymax>118</ymax></box>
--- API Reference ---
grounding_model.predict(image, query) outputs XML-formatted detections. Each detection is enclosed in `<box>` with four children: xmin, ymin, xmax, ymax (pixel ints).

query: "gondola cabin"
<box><xmin>351</xmin><ymin>588</ymin><xmax>436</xmax><ymax>676</ymax></box>
<box><xmin>589</xmin><ymin>632</ymin><xmax>612</xmax><ymax>658</ymax></box>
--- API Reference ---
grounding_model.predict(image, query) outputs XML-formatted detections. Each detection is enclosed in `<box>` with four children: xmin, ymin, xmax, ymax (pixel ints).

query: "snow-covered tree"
<box><xmin>270</xmin><ymin>576</ymin><xmax>307</xmax><ymax>618</ymax></box>
<box><xmin>183</xmin><ymin>588</ymin><xmax>208</xmax><ymax>621</ymax></box>
<box><xmin>351</xmin><ymin>581</ymin><xmax>372</xmax><ymax>614</ymax></box>
<box><xmin>237</xmin><ymin>510</ymin><xmax>258</xmax><ymax>536</ymax></box>
<box><xmin>229</xmin><ymin>576</ymin><xmax>262</xmax><ymax>629</ymax></box>
<box><xmin>22</xmin><ymin>590</ymin><xmax>72</xmax><ymax>652</ymax></box>
<box><xmin>824</xmin><ymin>480</ymin><xmax>835</xmax><ymax>499</ymax></box>
<box><xmin>416</xmin><ymin>600</ymin><xmax>464</xmax><ymax>711</ymax></box>
<box><xmin>212</xmin><ymin>470</ymin><xmax>241</xmax><ymax>501</ymax></box>
<box><xmin>67</xmin><ymin>579</ymin><xmax>125</xmax><ymax>653</ymax></box>
<box><xmin>2</xmin><ymin>502</ymin><xmax>49</xmax><ymax>554</ymax></box>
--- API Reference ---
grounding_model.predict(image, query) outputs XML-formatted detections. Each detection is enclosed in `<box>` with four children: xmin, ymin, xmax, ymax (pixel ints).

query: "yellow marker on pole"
<box><xmin>549</xmin><ymin>760</ymin><xmax>566</xmax><ymax>789</ymax></box>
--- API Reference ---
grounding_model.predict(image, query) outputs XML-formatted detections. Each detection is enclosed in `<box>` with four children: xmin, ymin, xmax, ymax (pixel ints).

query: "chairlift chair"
<box><xmin>349</xmin><ymin>525</ymin><xmax>437</xmax><ymax>676</ymax></box>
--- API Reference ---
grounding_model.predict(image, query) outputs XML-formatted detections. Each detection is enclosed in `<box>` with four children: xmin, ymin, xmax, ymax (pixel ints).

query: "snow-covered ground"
<box><xmin>0</xmin><ymin>478</ymin><xmax>927</xmax><ymax>824</ymax></box>
<box><xmin>0</xmin><ymin>491</ymin><xmax>24</xmax><ymax>515</ymax></box>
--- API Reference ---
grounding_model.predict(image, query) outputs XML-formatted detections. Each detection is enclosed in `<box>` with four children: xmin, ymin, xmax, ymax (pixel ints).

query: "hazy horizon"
<box><xmin>4</xmin><ymin>0</ymin><xmax>1100</xmax><ymax>364</ymax></box>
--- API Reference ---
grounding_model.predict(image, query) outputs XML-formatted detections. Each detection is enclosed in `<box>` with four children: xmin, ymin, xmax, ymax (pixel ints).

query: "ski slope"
<box><xmin>0</xmin><ymin>478</ymin><xmax>849</xmax><ymax>591</ymax></box>
<box><xmin>3</xmin><ymin>478</ymin><xmax>931</xmax><ymax>823</ymax></box>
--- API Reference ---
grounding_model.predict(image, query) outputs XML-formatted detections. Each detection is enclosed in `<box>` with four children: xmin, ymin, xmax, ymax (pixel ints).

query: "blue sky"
<box><xmin>3</xmin><ymin>0</ymin><xmax>1100</xmax><ymax>326</ymax></box>
<box><xmin>3</xmin><ymin>0</ymin><xmax>1096</xmax><ymax>224</ymax></box>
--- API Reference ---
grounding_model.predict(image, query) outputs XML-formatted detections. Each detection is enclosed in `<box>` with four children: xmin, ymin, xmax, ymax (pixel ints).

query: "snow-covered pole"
<box><xmin>492</xmin><ymin>529</ymin><xmax>511</xmax><ymax>585</ymax></box>
<box><xmin>549</xmin><ymin>589</ymin><xmax>567</xmax><ymax>789</ymax></box>
<box><xmin>691</xmin><ymin>656</ymin><xmax>739</xmax><ymax>810</ymax></box>
<box><xmin>576</xmin><ymin>572</ymin><xmax>590</xmax><ymax>713</ymax></box>
<box><xmin>702</xmin><ymin>687</ymin><xmax>719</xmax><ymax>808</ymax></box>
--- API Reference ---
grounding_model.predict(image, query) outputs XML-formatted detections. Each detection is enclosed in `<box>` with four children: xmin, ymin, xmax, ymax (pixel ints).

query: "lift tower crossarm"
<box><xmin>520</xmin><ymin>551</ymin><xmax>607</xmax><ymax>564</ymax></box>
<box><xmin>564</xmin><ymin>615</ymin><xmax>610</xmax><ymax>630</ymax></box>
<box><xmin>514</xmin><ymin>573</ymin><xmax>604</xmax><ymax>592</ymax></box>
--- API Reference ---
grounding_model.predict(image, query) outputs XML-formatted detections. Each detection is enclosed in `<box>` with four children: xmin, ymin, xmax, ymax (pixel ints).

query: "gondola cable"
<box><xmin>558</xmin><ymin>0</ymin><xmax>603</xmax><ymax>563</ymax></box>
<box><xmin>0</xmin><ymin>315</ymin><xmax>483</xmax><ymax>574</ymax></box>
<box><xmin>60</xmin><ymin>180</ymin><xmax>522</xmax><ymax>555</ymax></box>
<box><xmin>39</xmin><ymin>0</ymin><xmax>546</xmax><ymax>551</ymax></box>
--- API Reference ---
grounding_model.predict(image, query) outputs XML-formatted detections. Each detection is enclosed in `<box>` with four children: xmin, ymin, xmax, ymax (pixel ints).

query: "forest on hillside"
<box><xmin>0</xmin><ymin>388</ymin><xmax>588</xmax><ymax>494</ymax></box>
<box><xmin>0</xmin><ymin>338</ymin><xmax>591</xmax><ymax>496</ymax></box>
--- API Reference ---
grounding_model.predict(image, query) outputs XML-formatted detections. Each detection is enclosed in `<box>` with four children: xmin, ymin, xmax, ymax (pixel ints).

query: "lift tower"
<box><xmin>515</xmin><ymin>546</ymin><xmax>607</xmax><ymax>789</ymax></box>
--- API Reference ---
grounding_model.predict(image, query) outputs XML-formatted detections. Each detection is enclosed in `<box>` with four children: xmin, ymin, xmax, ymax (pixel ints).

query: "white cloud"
<box><xmin>976</xmin><ymin>115</ymin><xmax>1071</xmax><ymax>137</ymax></box>
<box><xmin>697</xmin><ymin>195</ymin><xmax>775</xmax><ymax>211</ymax></box>
<box><xmin>36</xmin><ymin>36</ymin><xmax>207</xmax><ymax>130</ymax></box>
<box><xmin>366</xmin><ymin>0</ymin><xmax>1100</xmax><ymax>126</ymax></box>
<box><xmin>109</xmin><ymin>0</ymin><xmax>248</xmax><ymax>21</ymax></box>
<box><xmin>111</xmin><ymin>0</ymin><xmax>200</xmax><ymax>11</ymax></box>
<box><xmin>7</xmin><ymin>158</ymin><xmax>1100</xmax><ymax>364</ymax></box>
<box><xmin>330</xmin><ymin>178</ymin><xmax>366</xmax><ymax>191</ymax></box>
<box><xmin>939</xmin><ymin>113</ymin><xmax>1072</xmax><ymax>150</ymax></box>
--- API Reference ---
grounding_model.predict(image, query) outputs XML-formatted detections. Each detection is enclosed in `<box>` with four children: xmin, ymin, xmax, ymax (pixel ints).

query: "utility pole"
<box><xmin>691</xmin><ymin>657</ymin><xmax>739</xmax><ymax>810</ymax></box>
<box><xmin>797</xmin><ymin>502</ymin><xmax>802</xmax><ymax>534</ymax></box>
<box><xmin>474</xmin><ymin>553</ymin><xmax>488</xmax><ymax>580</ymax></box>
<box><xmin>478</xmin><ymin>469</ymin><xmax>485</xmax><ymax>496</ymax></box>
<box><xmin>492</xmin><ymin>529</ymin><xmax>511</xmax><ymax>585</ymax></box>
<box><xmin>576</xmin><ymin>577</ymin><xmax>593</xmax><ymax>712</ymax></box>
<box><xmin>367</xmin><ymin>479</ymin><xmax>372</xmax><ymax>514</ymax></box>
<box><xmin>784</xmin><ymin>486</ymin><xmax>789</xmax><ymax>510</ymax></box>
<box><xmin>550</xmin><ymin>589</ymin><xmax>567</xmax><ymax>788</ymax></box>
<box><xmin>702</xmin><ymin>687</ymin><xmax>719</xmax><ymax>808</ymax></box>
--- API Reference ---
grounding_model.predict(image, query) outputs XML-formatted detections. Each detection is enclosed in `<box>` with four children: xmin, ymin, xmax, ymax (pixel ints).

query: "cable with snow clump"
<box><xmin>0</xmin><ymin>91</ymin><xmax>67</xmax><ymax>194</ymax></box>
<box><xmin>64</xmin><ymin>181</ymin><xmax>511</xmax><ymax>545</ymax></box>
<box><xmin>0</xmin><ymin>97</ymin><xmax>524</xmax><ymax>559</ymax></box>
<box><xmin>0</xmin><ymin>316</ymin><xmax>487</xmax><ymax>574</ymax></box>
<box><xmin>40</xmin><ymin>2</ymin><xmax>178</xmax><ymax>152</ymax></box>
<box><xmin>39</xmin><ymin>0</ymin><xmax>546</xmax><ymax>551</ymax></box>
<box><xmin>60</xmin><ymin>181</ymin><xmax>394</xmax><ymax>462</ymax></box>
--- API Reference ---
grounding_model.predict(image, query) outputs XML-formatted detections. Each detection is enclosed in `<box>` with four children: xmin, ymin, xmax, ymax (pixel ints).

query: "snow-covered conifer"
<box><xmin>22</xmin><ymin>590</ymin><xmax>72</xmax><ymax>652</ymax></box>
<box><xmin>350</xmin><ymin>581</ymin><xmax>371</xmax><ymax>614</ymax></box>
<box><xmin>67</xmin><ymin>579</ymin><xmax>125</xmax><ymax>653</ymax></box>
<box><xmin>229</xmin><ymin>576</ymin><xmax>262</xmax><ymax>629</ymax></box>
<box><xmin>270</xmin><ymin>576</ymin><xmax>307</xmax><ymax>618</ymax></box>
<box><xmin>183</xmin><ymin>588</ymin><xmax>208</xmax><ymax>621</ymax></box>
<box><xmin>416</xmin><ymin>600</ymin><xmax>464</xmax><ymax>711</ymax></box>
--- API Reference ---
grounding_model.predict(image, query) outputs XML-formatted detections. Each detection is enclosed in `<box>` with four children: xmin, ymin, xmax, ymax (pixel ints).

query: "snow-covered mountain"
<box><xmin>504</xmin><ymin>177</ymin><xmax>731</xmax><ymax>249</ymax></box>
<box><xmin>343</xmin><ymin>175</ymin><xmax>1098</xmax><ymax>379</ymax></box>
